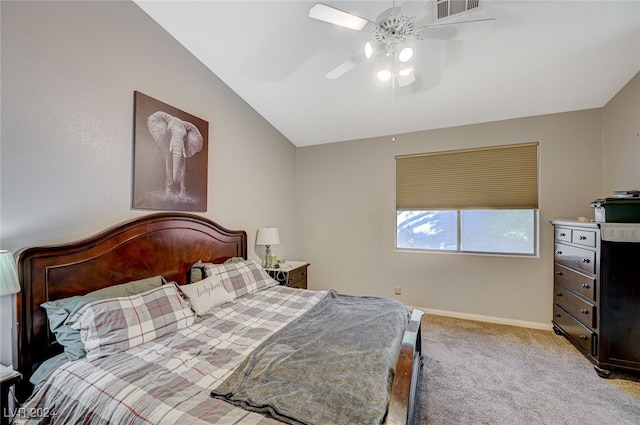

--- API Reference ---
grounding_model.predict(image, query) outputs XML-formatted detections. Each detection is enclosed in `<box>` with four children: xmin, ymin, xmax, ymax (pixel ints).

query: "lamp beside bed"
<box><xmin>256</xmin><ymin>226</ymin><xmax>280</xmax><ymax>268</ymax></box>
<box><xmin>0</xmin><ymin>250</ymin><xmax>21</xmax><ymax>297</ymax></box>
<box><xmin>0</xmin><ymin>250</ymin><xmax>21</xmax><ymax>370</ymax></box>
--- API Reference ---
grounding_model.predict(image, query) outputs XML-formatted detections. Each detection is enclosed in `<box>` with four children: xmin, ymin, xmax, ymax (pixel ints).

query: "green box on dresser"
<box><xmin>551</xmin><ymin>219</ymin><xmax>640</xmax><ymax>377</ymax></box>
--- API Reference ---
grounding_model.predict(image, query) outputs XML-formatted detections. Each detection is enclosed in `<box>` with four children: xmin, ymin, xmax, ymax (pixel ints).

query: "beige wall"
<box><xmin>0</xmin><ymin>1</ymin><xmax>296</xmax><ymax>364</ymax></box>
<box><xmin>296</xmin><ymin>109</ymin><xmax>606</xmax><ymax>326</ymax></box>
<box><xmin>296</xmin><ymin>71</ymin><xmax>639</xmax><ymax>326</ymax></box>
<box><xmin>0</xmin><ymin>0</ymin><xmax>297</xmax><ymax>255</ymax></box>
<box><xmin>603</xmin><ymin>72</ymin><xmax>640</xmax><ymax>193</ymax></box>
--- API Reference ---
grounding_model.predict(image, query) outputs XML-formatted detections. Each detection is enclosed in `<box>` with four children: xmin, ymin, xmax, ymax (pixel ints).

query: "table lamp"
<box><xmin>0</xmin><ymin>250</ymin><xmax>20</xmax><ymax>296</ymax></box>
<box><xmin>0</xmin><ymin>250</ymin><xmax>20</xmax><ymax>372</ymax></box>
<box><xmin>256</xmin><ymin>227</ymin><xmax>280</xmax><ymax>268</ymax></box>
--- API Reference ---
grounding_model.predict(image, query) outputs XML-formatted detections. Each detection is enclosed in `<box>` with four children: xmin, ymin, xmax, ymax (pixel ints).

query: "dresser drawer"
<box><xmin>554</xmin><ymin>284</ymin><xmax>596</xmax><ymax>328</ymax></box>
<box><xmin>553</xmin><ymin>304</ymin><xmax>597</xmax><ymax>355</ymax></box>
<box><xmin>572</xmin><ymin>229</ymin><xmax>597</xmax><ymax>248</ymax></box>
<box><xmin>554</xmin><ymin>264</ymin><xmax>596</xmax><ymax>301</ymax></box>
<box><xmin>554</xmin><ymin>243</ymin><xmax>596</xmax><ymax>275</ymax></box>
<box><xmin>555</xmin><ymin>227</ymin><xmax>572</xmax><ymax>243</ymax></box>
<box><xmin>287</xmin><ymin>266</ymin><xmax>307</xmax><ymax>289</ymax></box>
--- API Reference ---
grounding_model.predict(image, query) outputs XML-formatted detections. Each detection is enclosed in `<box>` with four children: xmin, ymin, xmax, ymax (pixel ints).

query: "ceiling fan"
<box><xmin>309</xmin><ymin>0</ymin><xmax>496</xmax><ymax>87</ymax></box>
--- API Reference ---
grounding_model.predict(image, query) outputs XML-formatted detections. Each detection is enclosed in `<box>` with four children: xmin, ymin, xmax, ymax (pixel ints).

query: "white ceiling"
<box><xmin>135</xmin><ymin>0</ymin><xmax>640</xmax><ymax>147</ymax></box>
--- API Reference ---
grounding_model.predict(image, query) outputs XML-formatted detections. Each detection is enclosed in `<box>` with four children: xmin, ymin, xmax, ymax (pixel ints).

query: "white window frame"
<box><xmin>395</xmin><ymin>209</ymin><xmax>539</xmax><ymax>257</ymax></box>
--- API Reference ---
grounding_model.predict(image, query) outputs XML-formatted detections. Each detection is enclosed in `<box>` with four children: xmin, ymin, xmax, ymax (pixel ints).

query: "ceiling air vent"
<box><xmin>436</xmin><ymin>0</ymin><xmax>481</xmax><ymax>20</ymax></box>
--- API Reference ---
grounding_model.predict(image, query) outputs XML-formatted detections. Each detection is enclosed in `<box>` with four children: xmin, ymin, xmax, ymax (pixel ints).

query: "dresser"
<box><xmin>266</xmin><ymin>261</ymin><xmax>309</xmax><ymax>289</ymax></box>
<box><xmin>551</xmin><ymin>219</ymin><xmax>640</xmax><ymax>377</ymax></box>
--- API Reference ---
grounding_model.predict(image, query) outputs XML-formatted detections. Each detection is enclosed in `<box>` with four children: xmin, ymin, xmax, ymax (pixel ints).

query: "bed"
<box><xmin>14</xmin><ymin>213</ymin><xmax>423</xmax><ymax>425</ymax></box>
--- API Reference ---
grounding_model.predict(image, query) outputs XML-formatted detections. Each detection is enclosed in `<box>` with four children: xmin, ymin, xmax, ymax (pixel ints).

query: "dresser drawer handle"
<box><xmin>555</xmin><ymin>292</ymin><xmax>562</xmax><ymax>297</ymax></box>
<box><xmin>554</xmin><ymin>313</ymin><xmax>561</xmax><ymax>318</ymax></box>
<box><xmin>579</xmin><ymin>236</ymin><xmax>587</xmax><ymax>240</ymax></box>
<box><xmin>579</xmin><ymin>334</ymin><xmax>589</xmax><ymax>340</ymax></box>
<box><xmin>555</xmin><ymin>271</ymin><xmax>563</xmax><ymax>276</ymax></box>
<box><xmin>580</xmin><ymin>309</ymin><xmax>589</xmax><ymax>315</ymax></box>
<box><xmin>560</xmin><ymin>232</ymin><xmax>567</xmax><ymax>237</ymax></box>
<box><xmin>581</xmin><ymin>283</ymin><xmax>590</xmax><ymax>289</ymax></box>
<box><xmin>556</xmin><ymin>251</ymin><xmax>563</xmax><ymax>255</ymax></box>
<box><xmin>582</xmin><ymin>258</ymin><xmax>590</xmax><ymax>263</ymax></box>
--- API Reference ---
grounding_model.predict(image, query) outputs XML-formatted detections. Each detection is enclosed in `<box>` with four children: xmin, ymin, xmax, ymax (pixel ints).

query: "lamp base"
<box><xmin>264</xmin><ymin>245</ymin><xmax>271</xmax><ymax>268</ymax></box>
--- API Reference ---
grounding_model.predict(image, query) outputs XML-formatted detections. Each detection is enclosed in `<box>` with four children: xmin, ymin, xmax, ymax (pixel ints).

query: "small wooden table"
<box><xmin>1</xmin><ymin>365</ymin><xmax>22</xmax><ymax>425</ymax></box>
<box><xmin>266</xmin><ymin>261</ymin><xmax>309</xmax><ymax>289</ymax></box>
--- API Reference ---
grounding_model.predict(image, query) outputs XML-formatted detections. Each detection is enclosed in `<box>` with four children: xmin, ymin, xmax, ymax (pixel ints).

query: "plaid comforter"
<box><xmin>14</xmin><ymin>286</ymin><xmax>326</xmax><ymax>425</ymax></box>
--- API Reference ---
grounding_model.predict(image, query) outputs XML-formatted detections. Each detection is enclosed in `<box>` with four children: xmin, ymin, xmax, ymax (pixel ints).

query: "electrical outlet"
<box><xmin>394</xmin><ymin>286</ymin><xmax>402</xmax><ymax>295</ymax></box>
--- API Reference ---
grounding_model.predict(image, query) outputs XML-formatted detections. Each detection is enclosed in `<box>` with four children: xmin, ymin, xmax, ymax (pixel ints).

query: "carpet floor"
<box><xmin>413</xmin><ymin>314</ymin><xmax>640</xmax><ymax>425</ymax></box>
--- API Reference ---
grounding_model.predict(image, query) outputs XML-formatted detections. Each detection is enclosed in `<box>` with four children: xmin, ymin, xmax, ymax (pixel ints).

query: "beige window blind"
<box><xmin>396</xmin><ymin>142</ymin><xmax>539</xmax><ymax>210</ymax></box>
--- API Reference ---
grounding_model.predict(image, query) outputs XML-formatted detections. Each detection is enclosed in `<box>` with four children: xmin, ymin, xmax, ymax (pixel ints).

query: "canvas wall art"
<box><xmin>132</xmin><ymin>91</ymin><xmax>208</xmax><ymax>211</ymax></box>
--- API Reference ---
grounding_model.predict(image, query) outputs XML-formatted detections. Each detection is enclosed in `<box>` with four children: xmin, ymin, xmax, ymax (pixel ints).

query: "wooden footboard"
<box><xmin>386</xmin><ymin>308</ymin><xmax>424</xmax><ymax>425</ymax></box>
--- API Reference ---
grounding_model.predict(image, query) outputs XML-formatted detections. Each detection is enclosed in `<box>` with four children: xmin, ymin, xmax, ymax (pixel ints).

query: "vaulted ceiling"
<box><xmin>135</xmin><ymin>1</ymin><xmax>640</xmax><ymax>146</ymax></box>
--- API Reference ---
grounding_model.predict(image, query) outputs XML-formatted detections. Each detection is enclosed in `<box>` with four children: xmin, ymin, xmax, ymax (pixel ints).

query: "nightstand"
<box><xmin>266</xmin><ymin>261</ymin><xmax>309</xmax><ymax>289</ymax></box>
<box><xmin>1</xmin><ymin>365</ymin><xmax>21</xmax><ymax>425</ymax></box>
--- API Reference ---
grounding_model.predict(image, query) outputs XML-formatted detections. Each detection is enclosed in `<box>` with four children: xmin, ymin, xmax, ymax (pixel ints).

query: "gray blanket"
<box><xmin>210</xmin><ymin>289</ymin><xmax>409</xmax><ymax>425</ymax></box>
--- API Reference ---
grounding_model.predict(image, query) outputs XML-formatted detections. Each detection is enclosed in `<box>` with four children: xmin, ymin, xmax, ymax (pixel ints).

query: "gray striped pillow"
<box><xmin>68</xmin><ymin>284</ymin><xmax>194</xmax><ymax>361</ymax></box>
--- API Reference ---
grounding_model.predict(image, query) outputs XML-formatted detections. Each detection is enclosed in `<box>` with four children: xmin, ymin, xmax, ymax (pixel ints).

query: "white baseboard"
<box><xmin>409</xmin><ymin>306</ymin><xmax>553</xmax><ymax>331</ymax></box>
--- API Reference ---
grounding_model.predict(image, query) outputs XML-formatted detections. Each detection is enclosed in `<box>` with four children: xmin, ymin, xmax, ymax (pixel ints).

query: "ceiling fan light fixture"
<box><xmin>398</xmin><ymin>46</ymin><xmax>414</xmax><ymax>63</ymax></box>
<box><xmin>397</xmin><ymin>68</ymin><xmax>416</xmax><ymax>87</ymax></box>
<box><xmin>364</xmin><ymin>42</ymin><xmax>374</xmax><ymax>59</ymax></box>
<box><xmin>377</xmin><ymin>70</ymin><xmax>392</xmax><ymax>81</ymax></box>
<box><xmin>312</xmin><ymin>1</ymin><xmax>496</xmax><ymax>89</ymax></box>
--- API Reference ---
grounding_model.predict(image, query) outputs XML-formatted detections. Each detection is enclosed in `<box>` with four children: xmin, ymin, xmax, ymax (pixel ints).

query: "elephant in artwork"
<box><xmin>147</xmin><ymin>111</ymin><xmax>203</xmax><ymax>198</ymax></box>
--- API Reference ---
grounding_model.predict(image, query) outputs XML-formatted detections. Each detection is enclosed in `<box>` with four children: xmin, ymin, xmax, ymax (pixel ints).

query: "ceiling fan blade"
<box><xmin>309</xmin><ymin>3</ymin><xmax>374</xmax><ymax>31</ymax></box>
<box><xmin>416</xmin><ymin>18</ymin><xmax>496</xmax><ymax>41</ymax></box>
<box><xmin>325</xmin><ymin>54</ymin><xmax>363</xmax><ymax>80</ymax></box>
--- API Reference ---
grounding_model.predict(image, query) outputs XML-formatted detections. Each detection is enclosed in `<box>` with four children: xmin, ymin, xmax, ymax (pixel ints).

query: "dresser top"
<box><xmin>550</xmin><ymin>218</ymin><xmax>599</xmax><ymax>229</ymax></box>
<box><xmin>552</xmin><ymin>218</ymin><xmax>640</xmax><ymax>242</ymax></box>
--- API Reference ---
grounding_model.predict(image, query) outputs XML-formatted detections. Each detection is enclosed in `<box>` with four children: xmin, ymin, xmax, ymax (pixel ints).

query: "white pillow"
<box><xmin>180</xmin><ymin>274</ymin><xmax>235</xmax><ymax>315</ymax></box>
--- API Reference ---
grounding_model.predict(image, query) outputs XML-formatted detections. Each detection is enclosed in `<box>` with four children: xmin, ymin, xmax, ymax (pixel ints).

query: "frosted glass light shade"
<box><xmin>398</xmin><ymin>46</ymin><xmax>413</xmax><ymax>62</ymax></box>
<box><xmin>0</xmin><ymin>250</ymin><xmax>20</xmax><ymax>296</ymax></box>
<box><xmin>364</xmin><ymin>42</ymin><xmax>374</xmax><ymax>59</ymax></box>
<box><xmin>377</xmin><ymin>70</ymin><xmax>392</xmax><ymax>81</ymax></box>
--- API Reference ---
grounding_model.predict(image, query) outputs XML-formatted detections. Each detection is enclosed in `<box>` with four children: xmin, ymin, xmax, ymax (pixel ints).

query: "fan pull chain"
<box><xmin>392</xmin><ymin>82</ymin><xmax>396</xmax><ymax>142</ymax></box>
<box><xmin>391</xmin><ymin>51</ymin><xmax>397</xmax><ymax>142</ymax></box>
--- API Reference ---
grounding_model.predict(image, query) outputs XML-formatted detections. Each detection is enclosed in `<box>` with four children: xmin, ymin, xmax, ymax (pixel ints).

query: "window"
<box><xmin>397</xmin><ymin>209</ymin><xmax>537</xmax><ymax>255</ymax></box>
<box><xmin>395</xmin><ymin>143</ymin><xmax>539</xmax><ymax>256</ymax></box>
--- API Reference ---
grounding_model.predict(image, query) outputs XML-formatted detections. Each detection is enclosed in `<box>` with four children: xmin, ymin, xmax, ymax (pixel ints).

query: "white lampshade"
<box><xmin>256</xmin><ymin>227</ymin><xmax>280</xmax><ymax>246</ymax></box>
<box><xmin>0</xmin><ymin>250</ymin><xmax>20</xmax><ymax>296</ymax></box>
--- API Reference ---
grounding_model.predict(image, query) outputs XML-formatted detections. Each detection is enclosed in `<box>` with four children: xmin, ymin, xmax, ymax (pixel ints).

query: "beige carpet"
<box><xmin>414</xmin><ymin>314</ymin><xmax>640</xmax><ymax>425</ymax></box>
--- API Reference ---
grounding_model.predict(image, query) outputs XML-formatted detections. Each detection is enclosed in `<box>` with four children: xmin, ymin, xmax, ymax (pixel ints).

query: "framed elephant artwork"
<box><xmin>132</xmin><ymin>91</ymin><xmax>208</xmax><ymax>211</ymax></box>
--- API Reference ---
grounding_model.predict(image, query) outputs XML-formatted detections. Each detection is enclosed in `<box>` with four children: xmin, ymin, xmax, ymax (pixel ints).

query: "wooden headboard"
<box><xmin>15</xmin><ymin>213</ymin><xmax>247</xmax><ymax>399</ymax></box>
